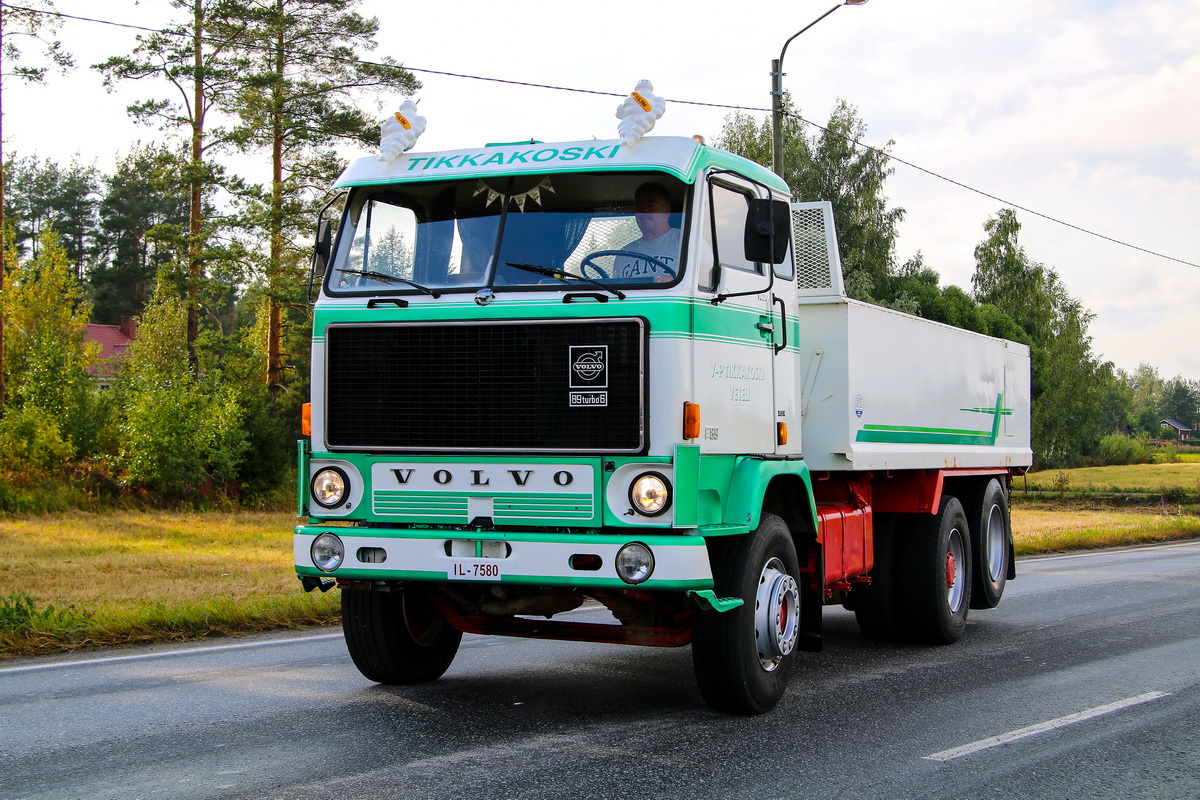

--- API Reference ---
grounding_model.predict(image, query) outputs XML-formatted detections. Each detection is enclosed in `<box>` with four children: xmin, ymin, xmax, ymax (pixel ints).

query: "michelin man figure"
<box><xmin>615</xmin><ymin>80</ymin><xmax>666</xmax><ymax>145</ymax></box>
<box><xmin>379</xmin><ymin>99</ymin><xmax>427</xmax><ymax>162</ymax></box>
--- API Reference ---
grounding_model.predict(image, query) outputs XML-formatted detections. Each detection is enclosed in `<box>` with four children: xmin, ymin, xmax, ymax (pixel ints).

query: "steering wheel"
<box><xmin>580</xmin><ymin>249</ymin><xmax>677</xmax><ymax>281</ymax></box>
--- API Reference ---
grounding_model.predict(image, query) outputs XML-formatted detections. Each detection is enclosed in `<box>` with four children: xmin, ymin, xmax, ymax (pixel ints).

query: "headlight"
<box><xmin>311</xmin><ymin>467</ymin><xmax>349</xmax><ymax>508</ymax></box>
<box><xmin>311</xmin><ymin>533</ymin><xmax>345</xmax><ymax>572</ymax></box>
<box><xmin>629</xmin><ymin>472</ymin><xmax>671</xmax><ymax>516</ymax></box>
<box><xmin>616</xmin><ymin>542</ymin><xmax>655</xmax><ymax>584</ymax></box>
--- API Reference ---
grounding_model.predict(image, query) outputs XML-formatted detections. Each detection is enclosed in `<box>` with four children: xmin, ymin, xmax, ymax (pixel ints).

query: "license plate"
<box><xmin>448</xmin><ymin>560</ymin><xmax>502</xmax><ymax>581</ymax></box>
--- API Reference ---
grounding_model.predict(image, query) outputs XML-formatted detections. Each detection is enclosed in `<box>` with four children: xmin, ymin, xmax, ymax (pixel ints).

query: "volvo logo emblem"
<box><xmin>573</xmin><ymin>353</ymin><xmax>604</xmax><ymax>380</ymax></box>
<box><xmin>569</xmin><ymin>346</ymin><xmax>607</xmax><ymax>387</ymax></box>
<box><xmin>474</xmin><ymin>288</ymin><xmax>495</xmax><ymax>306</ymax></box>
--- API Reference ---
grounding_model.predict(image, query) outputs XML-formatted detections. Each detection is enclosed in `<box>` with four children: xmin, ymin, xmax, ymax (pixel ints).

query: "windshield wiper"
<box><xmin>505</xmin><ymin>262</ymin><xmax>625</xmax><ymax>300</ymax></box>
<box><xmin>336</xmin><ymin>268</ymin><xmax>441</xmax><ymax>298</ymax></box>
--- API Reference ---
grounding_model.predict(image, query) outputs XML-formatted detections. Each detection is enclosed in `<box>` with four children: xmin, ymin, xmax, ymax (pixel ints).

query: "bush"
<box><xmin>119</xmin><ymin>382</ymin><xmax>250</xmax><ymax>500</ymax></box>
<box><xmin>0</xmin><ymin>406</ymin><xmax>75</xmax><ymax>483</ymax></box>
<box><xmin>1097</xmin><ymin>434</ymin><xmax>1153</xmax><ymax>466</ymax></box>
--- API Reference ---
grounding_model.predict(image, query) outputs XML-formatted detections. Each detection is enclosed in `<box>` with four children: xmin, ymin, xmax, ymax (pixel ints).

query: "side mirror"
<box><xmin>744</xmin><ymin>198</ymin><xmax>790</xmax><ymax>265</ymax></box>
<box><xmin>308</xmin><ymin>192</ymin><xmax>347</xmax><ymax>302</ymax></box>
<box><xmin>313</xmin><ymin>219</ymin><xmax>332</xmax><ymax>276</ymax></box>
<box><xmin>308</xmin><ymin>219</ymin><xmax>333</xmax><ymax>303</ymax></box>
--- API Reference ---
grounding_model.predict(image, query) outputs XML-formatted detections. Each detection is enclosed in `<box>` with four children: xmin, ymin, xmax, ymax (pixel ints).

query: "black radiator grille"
<box><xmin>325</xmin><ymin>319</ymin><xmax>645</xmax><ymax>452</ymax></box>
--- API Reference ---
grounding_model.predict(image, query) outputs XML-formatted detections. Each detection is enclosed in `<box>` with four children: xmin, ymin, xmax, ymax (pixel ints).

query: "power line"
<box><xmin>4</xmin><ymin>2</ymin><xmax>1197</xmax><ymax>271</ymax></box>
<box><xmin>787</xmin><ymin>113</ymin><xmax>1200</xmax><ymax>270</ymax></box>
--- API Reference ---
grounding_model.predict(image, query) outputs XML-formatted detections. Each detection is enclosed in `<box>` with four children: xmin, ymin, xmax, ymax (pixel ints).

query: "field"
<box><xmin>2</xmin><ymin>462</ymin><xmax>1198</xmax><ymax>658</ymax></box>
<box><xmin>1020</xmin><ymin>460</ymin><xmax>1200</xmax><ymax>493</ymax></box>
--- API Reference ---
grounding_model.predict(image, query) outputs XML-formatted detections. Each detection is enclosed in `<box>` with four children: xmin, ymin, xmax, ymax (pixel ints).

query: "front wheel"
<box><xmin>692</xmin><ymin>514</ymin><xmax>801</xmax><ymax>714</ymax></box>
<box><xmin>341</xmin><ymin>586</ymin><xmax>462</xmax><ymax>684</ymax></box>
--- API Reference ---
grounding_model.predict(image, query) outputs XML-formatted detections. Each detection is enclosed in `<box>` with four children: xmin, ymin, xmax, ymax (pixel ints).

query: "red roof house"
<box><xmin>85</xmin><ymin>317</ymin><xmax>137</xmax><ymax>387</ymax></box>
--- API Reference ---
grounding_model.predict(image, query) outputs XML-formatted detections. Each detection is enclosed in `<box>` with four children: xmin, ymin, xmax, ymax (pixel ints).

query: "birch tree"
<box><xmin>0</xmin><ymin>0</ymin><xmax>72</xmax><ymax>407</ymax></box>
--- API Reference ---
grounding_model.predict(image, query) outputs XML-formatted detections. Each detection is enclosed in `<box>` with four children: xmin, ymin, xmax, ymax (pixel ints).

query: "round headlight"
<box><xmin>311</xmin><ymin>467</ymin><xmax>349</xmax><ymax>508</ymax></box>
<box><xmin>629</xmin><ymin>472</ymin><xmax>671</xmax><ymax>517</ymax></box>
<box><xmin>311</xmin><ymin>532</ymin><xmax>345</xmax><ymax>572</ymax></box>
<box><xmin>616</xmin><ymin>542</ymin><xmax>655</xmax><ymax>585</ymax></box>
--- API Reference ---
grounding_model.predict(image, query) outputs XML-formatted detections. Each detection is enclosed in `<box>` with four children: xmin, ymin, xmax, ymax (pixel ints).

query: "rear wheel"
<box><xmin>851</xmin><ymin>513</ymin><xmax>900</xmax><ymax>640</ymax></box>
<box><xmin>341</xmin><ymin>586</ymin><xmax>462</xmax><ymax>684</ymax></box>
<box><xmin>899</xmin><ymin>496</ymin><xmax>972</xmax><ymax>644</ymax></box>
<box><xmin>692</xmin><ymin>514</ymin><xmax>801</xmax><ymax>714</ymax></box>
<box><xmin>965</xmin><ymin>478</ymin><xmax>1012</xmax><ymax>609</ymax></box>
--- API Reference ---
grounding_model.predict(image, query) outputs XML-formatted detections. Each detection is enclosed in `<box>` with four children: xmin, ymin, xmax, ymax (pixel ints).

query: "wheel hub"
<box><xmin>945</xmin><ymin>528</ymin><xmax>966</xmax><ymax>613</ymax></box>
<box><xmin>755</xmin><ymin>558</ymin><xmax>800</xmax><ymax>671</ymax></box>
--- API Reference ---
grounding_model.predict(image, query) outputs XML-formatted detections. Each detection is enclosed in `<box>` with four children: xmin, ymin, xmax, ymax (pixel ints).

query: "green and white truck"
<box><xmin>294</xmin><ymin>133</ymin><xmax>1032</xmax><ymax>714</ymax></box>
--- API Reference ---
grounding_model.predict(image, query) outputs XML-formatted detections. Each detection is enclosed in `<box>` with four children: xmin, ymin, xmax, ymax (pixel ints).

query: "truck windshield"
<box><xmin>327</xmin><ymin>171</ymin><xmax>689</xmax><ymax>295</ymax></box>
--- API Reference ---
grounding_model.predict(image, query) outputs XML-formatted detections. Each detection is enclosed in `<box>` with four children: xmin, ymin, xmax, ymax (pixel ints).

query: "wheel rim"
<box><xmin>985</xmin><ymin>503</ymin><xmax>1006</xmax><ymax>582</ymax></box>
<box><xmin>755</xmin><ymin>557</ymin><xmax>800</xmax><ymax>671</ymax></box>
<box><xmin>946</xmin><ymin>527</ymin><xmax>966</xmax><ymax>613</ymax></box>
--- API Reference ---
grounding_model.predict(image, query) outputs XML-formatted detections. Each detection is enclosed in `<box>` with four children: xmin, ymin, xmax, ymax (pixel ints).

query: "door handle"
<box><xmin>772</xmin><ymin>295</ymin><xmax>787</xmax><ymax>354</ymax></box>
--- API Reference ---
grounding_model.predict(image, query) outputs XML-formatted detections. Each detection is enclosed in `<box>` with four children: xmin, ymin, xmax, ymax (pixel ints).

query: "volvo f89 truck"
<box><xmin>294</xmin><ymin>134</ymin><xmax>1032</xmax><ymax>714</ymax></box>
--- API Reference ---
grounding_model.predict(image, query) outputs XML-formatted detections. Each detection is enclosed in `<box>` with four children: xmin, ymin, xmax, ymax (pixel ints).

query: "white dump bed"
<box><xmin>796</xmin><ymin>297</ymin><xmax>1033</xmax><ymax>472</ymax></box>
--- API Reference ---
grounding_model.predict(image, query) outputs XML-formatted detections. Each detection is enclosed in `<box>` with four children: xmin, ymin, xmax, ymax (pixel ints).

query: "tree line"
<box><xmin>0</xmin><ymin>3</ymin><xmax>1195</xmax><ymax>512</ymax></box>
<box><xmin>0</xmin><ymin>0</ymin><xmax>417</xmax><ymax>508</ymax></box>
<box><xmin>717</xmin><ymin>96</ymin><xmax>1199</xmax><ymax>467</ymax></box>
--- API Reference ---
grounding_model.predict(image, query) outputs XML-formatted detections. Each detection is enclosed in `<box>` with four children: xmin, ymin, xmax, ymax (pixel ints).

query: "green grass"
<box><xmin>1011</xmin><ymin>501</ymin><xmax>1200</xmax><ymax>554</ymax></box>
<box><xmin>0</xmin><ymin>511</ymin><xmax>338</xmax><ymax>658</ymax></box>
<box><xmin>1020</xmin><ymin>462</ymin><xmax>1200</xmax><ymax>494</ymax></box>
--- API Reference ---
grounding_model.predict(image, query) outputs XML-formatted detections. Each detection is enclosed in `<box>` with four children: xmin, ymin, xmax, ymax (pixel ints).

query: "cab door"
<box><xmin>693</xmin><ymin>174</ymin><xmax>783</xmax><ymax>456</ymax></box>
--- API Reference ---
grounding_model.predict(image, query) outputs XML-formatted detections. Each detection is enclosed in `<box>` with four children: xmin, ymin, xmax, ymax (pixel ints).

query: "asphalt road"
<box><xmin>2</xmin><ymin>541</ymin><xmax>1198</xmax><ymax>800</ymax></box>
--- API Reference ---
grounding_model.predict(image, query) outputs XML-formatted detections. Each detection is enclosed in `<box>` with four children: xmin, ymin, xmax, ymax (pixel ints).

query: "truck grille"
<box><xmin>324</xmin><ymin>319</ymin><xmax>646</xmax><ymax>452</ymax></box>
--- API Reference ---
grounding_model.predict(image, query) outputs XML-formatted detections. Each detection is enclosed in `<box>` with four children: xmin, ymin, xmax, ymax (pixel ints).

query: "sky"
<box><xmin>4</xmin><ymin>0</ymin><xmax>1198</xmax><ymax>379</ymax></box>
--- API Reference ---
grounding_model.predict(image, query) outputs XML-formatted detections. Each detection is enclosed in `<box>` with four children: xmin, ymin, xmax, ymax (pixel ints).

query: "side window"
<box><xmin>699</xmin><ymin>180</ymin><xmax>758</xmax><ymax>291</ymax></box>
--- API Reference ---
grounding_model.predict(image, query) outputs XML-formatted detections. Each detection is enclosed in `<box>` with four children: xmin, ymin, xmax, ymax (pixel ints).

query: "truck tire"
<box><xmin>851</xmin><ymin>513</ymin><xmax>900</xmax><ymax>640</ymax></box>
<box><xmin>899</xmin><ymin>496</ymin><xmax>972</xmax><ymax>644</ymax></box>
<box><xmin>692</xmin><ymin>514</ymin><xmax>801</xmax><ymax>714</ymax></box>
<box><xmin>341</xmin><ymin>586</ymin><xmax>462</xmax><ymax>684</ymax></box>
<box><xmin>965</xmin><ymin>478</ymin><xmax>1012</xmax><ymax>609</ymax></box>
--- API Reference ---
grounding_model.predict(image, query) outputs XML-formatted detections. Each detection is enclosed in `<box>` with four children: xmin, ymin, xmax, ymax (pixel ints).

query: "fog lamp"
<box><xmin>311</xmin><ymin>532</ymin><xmax>345</xmax><ymax>572</ymax></box>
<box><xmin>616</xmin><ymin>542</ymin><xmax>655</xmax><ymax>585</ymax></box>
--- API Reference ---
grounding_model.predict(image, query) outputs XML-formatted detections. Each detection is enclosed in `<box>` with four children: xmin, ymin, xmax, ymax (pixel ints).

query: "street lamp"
<box><xmin>771</xmin><ymin>0</ymin><xmax>869</xmax><ymax>178</ymax></box>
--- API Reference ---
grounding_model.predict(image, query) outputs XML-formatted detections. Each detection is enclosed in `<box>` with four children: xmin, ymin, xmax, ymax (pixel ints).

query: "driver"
<box><xmin>614</xmin><ymin>182</ymin><xmax>680</xmax><ymax>282</ymax></box>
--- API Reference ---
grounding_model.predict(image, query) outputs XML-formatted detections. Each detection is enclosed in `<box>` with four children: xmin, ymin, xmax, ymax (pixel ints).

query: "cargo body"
<box><xmin>295</xmin><ymin>134</ymin><xmax>1032</xmax><ymax>713</ymax></box>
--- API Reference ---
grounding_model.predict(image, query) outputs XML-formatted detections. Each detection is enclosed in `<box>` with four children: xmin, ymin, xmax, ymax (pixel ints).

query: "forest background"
<box><xmin>0</xmin><ymin>0</ymin><xmax>1197</xmax><ymax>513</ymax></box>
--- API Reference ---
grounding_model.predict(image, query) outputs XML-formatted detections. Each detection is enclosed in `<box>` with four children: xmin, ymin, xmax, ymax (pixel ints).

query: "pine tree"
<box><xmin>96</xmin><ymin>0</ymin><xmax>249</xmax><ymax>369</ymax></box>
<box><xmin>219</xmin><ymin>0</ymin><xmax>418</xmax><ymax>394</ymax></box>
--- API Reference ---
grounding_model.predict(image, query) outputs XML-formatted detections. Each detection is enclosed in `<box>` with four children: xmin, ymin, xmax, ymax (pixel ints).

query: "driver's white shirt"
<box><xmin>614</xmin><ymin>228</ymin><xmax>681</xmax><ymax>280</ymax></box>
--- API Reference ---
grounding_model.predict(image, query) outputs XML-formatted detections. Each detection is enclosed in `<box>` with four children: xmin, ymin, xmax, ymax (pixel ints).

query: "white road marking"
<box><xmin>0</xmin><ymin>603</ymin><xmax>615</xmax><ymax>675</ymax></box>
<box><xmin>0</xmin><ymin>633</ymin><xmax>345</xmax><ymax>675</ymax></box>
<box><xmin>923</xmin><ymin>691</ymin><xmax>1171</xmax><ymax>762</ymax></box>
<box><xmin>1021</xmin><ymin>540</ymin><xmax>1200</xmax><ymax>563</ymax></box>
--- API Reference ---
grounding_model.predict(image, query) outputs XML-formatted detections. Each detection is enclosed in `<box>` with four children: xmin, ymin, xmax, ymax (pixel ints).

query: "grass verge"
<box><xmin>0</xmin><ymin>511</ymin><xmax>338</xmax><ymax>659</ymax></box>
<box><xmin>1011</xmin><ymin>499</ymin><xmax>1200</xmax><ymax>555</ymax></box>
<box><xmin>2</xmin><ymin>503</ymin><xmax>1198</xmax><ymax>659</ymax></box>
